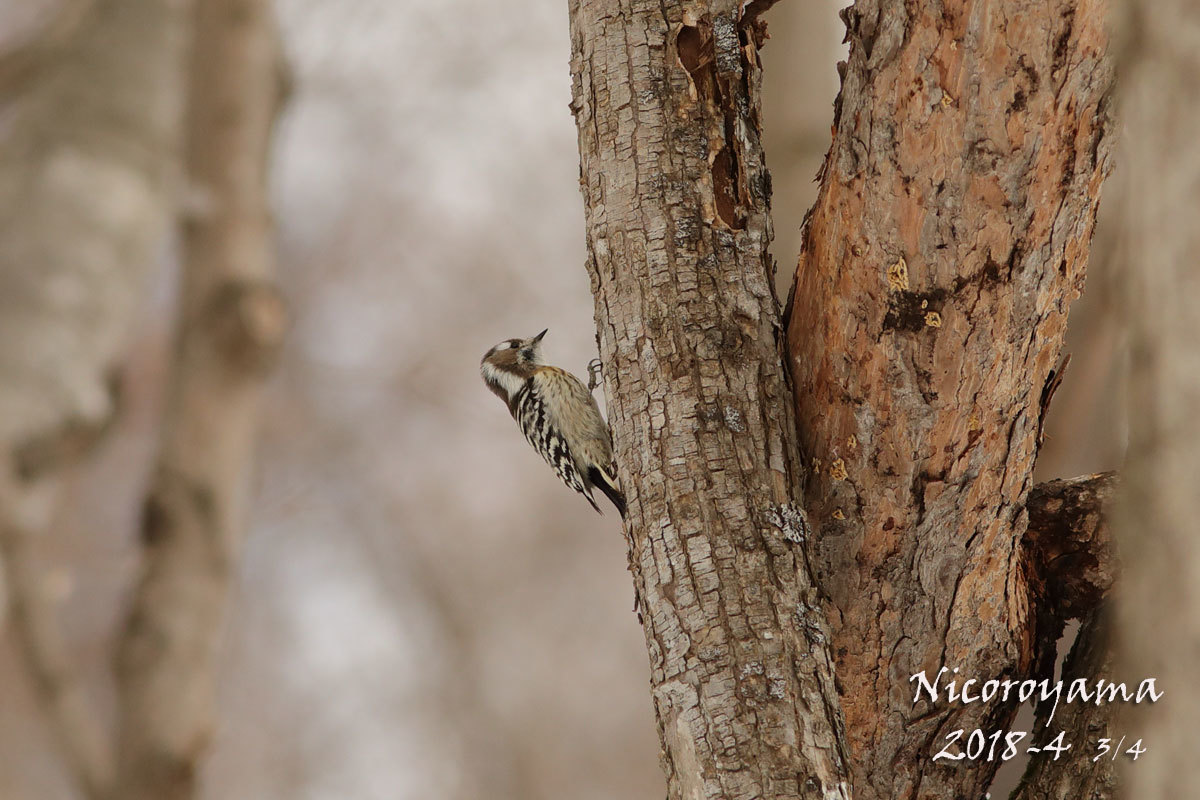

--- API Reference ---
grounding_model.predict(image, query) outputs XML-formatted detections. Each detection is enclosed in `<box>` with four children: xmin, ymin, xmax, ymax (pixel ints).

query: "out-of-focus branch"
<box><xmin>1023</xmin><ymin>472</ymin><xmax>1117</xmax><ymax>620</ymax></box>
<box><xmin>0</xmin><ymin>473</ymin><xmax>113</xmax><ymax>800</ymax></box>
<box><xmin>111</xmin><ymin>1</ymin><xmax>287</xmax><ymax>798</ymax></box>
<box><xmin>377</xmin><ymin>529</ymin><xmax>539</xmax><ymax>800</ymax></box>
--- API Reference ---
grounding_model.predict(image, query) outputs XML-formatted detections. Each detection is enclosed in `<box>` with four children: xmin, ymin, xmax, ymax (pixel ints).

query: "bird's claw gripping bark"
<box><xmin>586</xmin><ymin>357</ymin><xmax>603</xmax><ymax>392</ymax></box>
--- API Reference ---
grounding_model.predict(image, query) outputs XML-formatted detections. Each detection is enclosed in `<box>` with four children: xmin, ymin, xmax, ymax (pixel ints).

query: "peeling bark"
<box><xmin>111</xmin><ymin>1</ymin><xmax>286</xmax><ymax>798</ymax></box>
<box><xmin>785</xmin><ymin>2</ymin><xmax>1115</xmax><ymax>797</ymax></box>
<box><xmin>568</xmin><ymin>1</ymin><xmax>850</xmax><ymax>797</ymax></box>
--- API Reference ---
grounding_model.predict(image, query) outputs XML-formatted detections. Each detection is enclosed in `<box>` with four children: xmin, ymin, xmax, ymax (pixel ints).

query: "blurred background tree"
<box><xmin>0</xmin><ymin>0</ymin><xmax>193</xmax><ymax>797</ymax></box>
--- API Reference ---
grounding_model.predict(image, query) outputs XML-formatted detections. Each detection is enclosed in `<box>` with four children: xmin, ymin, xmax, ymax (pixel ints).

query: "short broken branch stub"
<box><xmin>205</xmin><ymin>280</ymin><xmax>288</xmax><ymax>374</ymax></box>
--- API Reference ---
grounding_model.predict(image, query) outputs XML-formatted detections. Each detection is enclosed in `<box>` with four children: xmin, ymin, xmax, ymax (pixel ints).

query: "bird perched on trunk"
<box><xmin>481</xmin><ymin>329</ymin><xmax>625</xmax><ymax>517</ymax></box>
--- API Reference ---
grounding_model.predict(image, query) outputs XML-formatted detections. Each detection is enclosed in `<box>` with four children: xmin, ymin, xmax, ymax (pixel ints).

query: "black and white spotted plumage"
<box><xmin>512</xmin><ymin>381</ymin><xmax>590</xmax><ymax>503</ymax></box>
<box><xmin>481</xmin><ymin>330</ymin><xmax>625</xmax><ymax>517</ymax></box>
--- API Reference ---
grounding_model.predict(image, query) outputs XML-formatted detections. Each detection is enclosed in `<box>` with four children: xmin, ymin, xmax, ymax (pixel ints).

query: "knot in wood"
<box><xmin>205</xmin><ymin>280</ymin><xmax>288</xmax><ymax>375</ymax></box>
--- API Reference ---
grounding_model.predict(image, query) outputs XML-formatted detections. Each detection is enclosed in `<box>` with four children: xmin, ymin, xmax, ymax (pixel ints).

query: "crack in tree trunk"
<box><xmin>1010</xmin><ymin>607</ymin><xmax>1118</xmax><ymax>799</ymax></box>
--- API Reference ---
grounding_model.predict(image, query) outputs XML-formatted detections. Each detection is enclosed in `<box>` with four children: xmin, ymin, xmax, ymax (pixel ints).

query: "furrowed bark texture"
<box><xmin>785</xmin><ymin>2</ymin><xmax>1114</xmax><ymax>797</ymax></box>
<box><xmin>0</xmin><ymin>1</ymin><xmax>192</xmax><ymax>796</ymax></box>
<box><xmin>112</xmin><ymin>1</ymin><xmax>285</xmax><ymax>798</ymax></box>
<box><xmin>1113</xmin><ymin>0</ymin><xmax>1200</xmax><ymax>794</ymax></box>
<box><xmin>568</xmin><ymin>1</ymin><xmax>851</xmax><ymax>798</ymax></box>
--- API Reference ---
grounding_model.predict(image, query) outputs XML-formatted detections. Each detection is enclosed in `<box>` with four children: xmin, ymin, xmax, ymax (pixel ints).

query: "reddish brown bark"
<box><xmin>785</xmin><ymin>2</ymin><xmax>1115</xmax><ymax>797</ymax></box>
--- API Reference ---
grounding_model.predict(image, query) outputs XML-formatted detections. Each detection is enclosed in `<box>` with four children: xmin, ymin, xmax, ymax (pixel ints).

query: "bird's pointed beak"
<box><xmin>532</xmin><ymin>328</ymin><xmax>548</xmax><ymax>343</ymax></box>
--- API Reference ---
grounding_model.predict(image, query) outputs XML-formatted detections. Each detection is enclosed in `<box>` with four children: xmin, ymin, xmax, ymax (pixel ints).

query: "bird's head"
<box><xmin>481</xmin><ymin>328</ymin><xmax>547</xmax><ymax>371</ymax></box>
<box><xmin>480</xmin><ymin>329</ymin><xmax>547</xmax><ymax>401</ymax></box>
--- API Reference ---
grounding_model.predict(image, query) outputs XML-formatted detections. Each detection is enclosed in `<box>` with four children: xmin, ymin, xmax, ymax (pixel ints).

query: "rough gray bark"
<box><xmin>568</xmin><ymin>1</ymin><xmax>851</xmax><ymax>798</ymax></box>
<box><xmin>0</xmin><ymin>1</ymin><xmax>193</xmax><ymax>796</ymax></box>
<box><xmin>110</xmin><ymin>1</ymin><xmax>286</xmax><ymax>798</ymax></box>
<box><xmin>1112</xmin><ymin>0</ymin><xmax>1200</xmax><ymax>794</ymax></box>
<box><xmin>785</xmin><ymin>1</ymin><xmax>1115</xmax><ymax>798</ymax></box>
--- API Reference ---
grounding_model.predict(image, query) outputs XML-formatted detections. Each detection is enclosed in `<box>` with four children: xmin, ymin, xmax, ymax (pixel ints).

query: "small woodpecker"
<box><xmin>481</xmin><ymin>329</ymin><xmax>626</xmax><ymax>517</ymax></box>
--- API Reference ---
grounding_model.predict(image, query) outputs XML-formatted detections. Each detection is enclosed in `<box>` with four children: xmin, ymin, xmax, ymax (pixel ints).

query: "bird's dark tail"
<box><xmin>588</xmin><ymin>465</ymin><xmax>626</xmax><ymax>519</ymax></box>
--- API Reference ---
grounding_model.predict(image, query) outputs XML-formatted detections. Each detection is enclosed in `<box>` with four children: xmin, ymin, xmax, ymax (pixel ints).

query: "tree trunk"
<box><xmin>111</xmin><ymin>1</ymin><xmax>286</xmax><ymax>797</ymax></box>
<box><xmin>568</xmin><ymin>1</ymin><xmax>851</xmax><ymax>798</ymax></box>
<box><xmin>1113</xmin><ymin>0</ymin><xmax>1200</xmax><ymax>794</ymax></box>
<box><xmin>0</xmin><ymin>1</ymin><xmax>193</xmax><ymax>796</ymax></box>
<box><xmin>785</xmin><ymin>1</ymin><xmax>1114</xmax><ymax>798</ymax></box>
